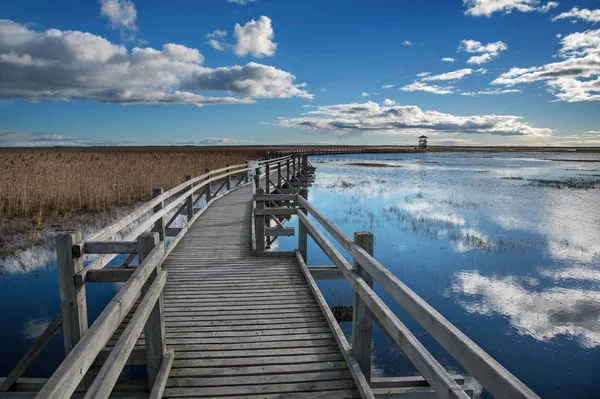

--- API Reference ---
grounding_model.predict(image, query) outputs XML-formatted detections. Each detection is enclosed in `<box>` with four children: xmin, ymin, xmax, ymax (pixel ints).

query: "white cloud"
<box><xmin>416</xmin><ymin>72</ymin><xmax>431</xmax><ymax>78</ymax></box>
<box><xmin>459</xmin><ymin>39</ymin><xmax>508</xmax><ymax>64</ymax></box>
<box><xmin>227</xmin><ymin>0</ymin><xmax>257</xmax><ymax>4</ymax></box>
<box><xmin>441</xmin><ymin>57</ymin><xmax>455</xmax><ymax>62</ymax></box>
<box><xmin>422</xmin><ymin>68</ymin><xmax>473</xmax><ymax>81</ymax></box>
<box><xmin>382</xmin><ymin>84</ymin><xmax>395</xmax><ymax>89</ymax></box>
<box><xmin>0</xmin><ymin>19</ymin><xmax>311</xmax><ymax>105</ymax></box>
<box><xmin>382</xmin><ymin>98</ymin><xmax>396</xmax><ymax>105</ymax></box>
<box><xmin>234</xmin><ymin>16</ymin><xmax>277</xmax><ymax>58</ymax></box>
<box><xmin>402</xmin><ymin>40</ymin><xmax>412</xmax><ymax>46</ymax></box>
<box><xmin>320</xmin><ymin>88</ymin><xmax>327</xmax><ymax>92</ymax></box>
<box><xmin>460</xmin><ymin>89</ymin><xmax>521</xmax><ymax>96</ymax></box>
<box><xmin>492</xmin><ymin>29</ymin><xmax>600</xmax><ymax>101</ymax></box>
<box><xmin>100</xmin><ymin>0</ymin><xmax>138</xmax><ymax>40</ymax></box>
<box><xmin>181</xmin><ymin>62</ymin><xmax>313</xmax><ymax>99</ymax></box>
<box><xmin>361</xmin><ymin>92</ymin><xmax>370</xmax><ymax>97</ymax></box>
<box><xmin>206</xmin><ymin>29</ymin><xmax>230</xmax><ymax>51</ymax></box>
<box><xmin>278</xmin><ymin>101</ymin><xmax>551</xmax><ymax>137</ymax></box>
<box><xmin>400</xmin><ymin>81</ymin><xmax>454</xmax><ymax>95</ymax></box>
<box><xmin>552</xmin><ymin>7</ymin><xmax>600</xmax><ymax>24</ymax></box>
<box><xmin>463</xmin><ymin>0</ymin><xmax>558</xmax><ymax>17</ymax></box>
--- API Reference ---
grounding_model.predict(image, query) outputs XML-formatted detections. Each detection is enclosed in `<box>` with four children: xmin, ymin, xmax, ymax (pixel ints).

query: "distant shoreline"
<box><xmin>1</xmin><ymin>145</ymin><xmax>600</xmax><ymax>153</ymax></box>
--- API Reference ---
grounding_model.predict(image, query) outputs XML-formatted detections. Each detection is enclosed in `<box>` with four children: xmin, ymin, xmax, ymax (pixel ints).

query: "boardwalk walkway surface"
<box><xmin>158</xmin><ymin>184</ymin><xmax>360</xmax><ymax>398</ymax></box>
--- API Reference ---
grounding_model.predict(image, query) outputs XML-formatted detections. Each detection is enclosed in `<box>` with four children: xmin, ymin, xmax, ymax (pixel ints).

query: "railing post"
<box><xmin>152</xmin><ymin>188</ymin><xmax>165</xmax><ymax>241</ymax></box>
<box><xmin>245</xmin><ymin>161</ymin><xmax>250</xmax><ymax>183</ymax></box>
<box><xmin>303</xmin><ymin>155</ymin><xmax>308</xmax><ymax>175</ymax></box>
<box><xmin>139</xmin><ymin>232</ymin><xmax>166</xmax><ymax>389</ymax></box>
<box><xmin>265</xmin><ymin>163</ymin><xmax>270</xmax><ymax>193</ymax></box>
<box><xmin>254</xmin><ymin>166</ymin><xmax>261</xmax><ymax>189</ymax></box>
<box><xmin>185</xmin><ymin>175</ymin><xmax>193</xmax><ymax>221</ymax></box>
<box><xmin>56</xmin><ymin>230</ymin><xmax>87</xmax><ymax>356</ymax></box>
<box><xmin>298</xmin><ymin>189</ymin><xmax>308</xmax><ymax>261</ymax></box>
<box><xmin>352</xmin><ymin>231</ymin><xmax>374</xmax><ymax>383</ymax></box>
<box><xmin>205</xmin><ymin>168</ymin><xmax>212</xmax><ymax>202</ymax></box>
<box><xmin>277</xmin><ymin>162</ymin><xmax>282</xmax><ymax>190</ymax></box>
<box><xmin>286</xmin><ymin>159</ymin><xmax>291</xmax><ymax>184</ymax></box>
<box><xmin>255</xmin><ymin>188</ymin><xmax>266</xmax><ymax>252</ymax></box>
<box><xmin>226</xmin><ymin>164</ymin><xmax>231</xmax><ymax>190</ymax></box>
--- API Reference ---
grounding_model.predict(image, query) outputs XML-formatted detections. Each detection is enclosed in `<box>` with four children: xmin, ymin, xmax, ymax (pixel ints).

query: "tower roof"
<box><xmin>419</xmin><ymin>135</ymin><xmax>428</xmax><ymax>139</ymax></box>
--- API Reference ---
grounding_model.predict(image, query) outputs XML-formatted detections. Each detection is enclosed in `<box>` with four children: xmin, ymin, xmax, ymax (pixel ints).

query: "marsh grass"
<box><xmin>527</xmin><ymin>178</ymin><xmax>600</xmax><ymax>189</ymax></box>
<box><xmin>0</xmin><ymin>146</ymin><xmax>274</xmax><ymax>254</ymax></box>
<box><xmin>346</xmin><ymin>162</ymin><xmax>403</xmax><ymax>168</ymax></box>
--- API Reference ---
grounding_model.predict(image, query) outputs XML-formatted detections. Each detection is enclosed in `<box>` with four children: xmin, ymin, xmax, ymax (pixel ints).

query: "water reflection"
<box><xmin>452</xmin><ymin>270</ymin><xmax>600</xmax><ymax>349</ymax></box>
<box><xmin>22</xmin><ymin>317</ymin><xmax>52</xmax><ymax>340</ymax></box>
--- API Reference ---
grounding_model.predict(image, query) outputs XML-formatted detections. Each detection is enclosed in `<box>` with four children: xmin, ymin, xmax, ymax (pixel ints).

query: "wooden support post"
<box><xmin>255</xmin><ymin>189</ymin><xmax>266</xmax><ymax>252</ymax></box>
<box><xmin>205</xmin><ymin>168</ymin><xmax>212</xmax><ymax>202</ymax></box>
<box><xmin>286</xmin><ymin>159</ymin><xmax>291</xmax><ymax>185</ymax></box>
<box><xmin>303</xmin><ymin>155</ymin><xmax>308</xmax><ymax>175</ymax></box>
<box><xmin>226</xmin><ymin>164</ymin><xmax>231</xmax><ymax>190</ymax></box>
<box><xmin>152</xmin><ymin>189</ymin><xmax>165</xmax><ymax>241</ymax></box>
<box><xmin>254</xmin><ymin>167</ymin><xmax>261</xmax><ymax>189</ymax></box>
<box><xmin>185</xmin><ymin>175</ymin><xmax>193</xmax><ymax>222</ymax></box>
<box><xmin>56</xmin><ymin>230</ymin><xmax>87</xmax><ymax>356</ymax></box>
<box><xmin>352</xmin><ymin>231</ymin><xmax>374</xmax><ymax>383</ymax></box>
<box><xmin>298</xmin><ymin>188</ymin><xmax>308</xmax><ymax>262</ymax></box>
<box><xmin>277</xmin><ymin>162</ymin><xmax>282</xmax><ymax>189</ymax></box>
<box><xmin>139</xmin><ymin>232</ymin><xmax>166</xmax><ymax>390</ymax></box>
<box><xmin>245</xmin><ymin>161</ymin><xmax>250</xmax><ymax>183</ymax></box>
<box><xmin>265</xmin><ymin>163</ymin><xmax>271</xmax><ymax>193</ymax></box>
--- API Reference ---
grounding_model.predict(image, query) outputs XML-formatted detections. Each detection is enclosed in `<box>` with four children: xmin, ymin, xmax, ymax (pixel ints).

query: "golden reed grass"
<box><xmin>0</xmin><ymin>147</ymin><xmax>270</xmax><ymax>221</ymax></box>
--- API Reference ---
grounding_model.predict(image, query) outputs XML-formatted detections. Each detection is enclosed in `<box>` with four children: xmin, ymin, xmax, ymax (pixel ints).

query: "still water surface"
<box><xmin>275</xmin><ymin>151</ymin><xmax>600</xmax><ymax>398</ymax></box>
<box><xmin>0</xmin><ymin>152</ymin><xmax>599</xmax><ymax>397</ymax></box>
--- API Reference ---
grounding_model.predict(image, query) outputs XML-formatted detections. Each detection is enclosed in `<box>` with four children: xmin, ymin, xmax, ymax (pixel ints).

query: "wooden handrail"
<box><xmin>296</xmin><ymin>195</ymin><xmax>541</xmax><ymax>399</ymax></box>
<box><xmin>36</xmin><ymin>242</ymin><xmax>165</xmax><ymax>399</ymax></box>
<box><xmin>297</xmin><ymin>210</ymin><xmax>470</xmax><ymax>399</ymax></box>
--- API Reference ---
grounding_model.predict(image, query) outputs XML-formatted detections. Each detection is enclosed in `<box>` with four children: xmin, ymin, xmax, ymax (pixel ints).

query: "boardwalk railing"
<box><xmin>252</xmin><ymin>158</ymin><xmax>541</xmax><ymax>399</ymax></box>
<box><xmin>1</xmin><ymin>155</ymin><xmax>293</xmax><ymax>397</ymax></box>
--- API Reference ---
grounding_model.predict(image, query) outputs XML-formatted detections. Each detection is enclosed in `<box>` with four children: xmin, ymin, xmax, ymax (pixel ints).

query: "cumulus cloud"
<box><xmin>181</xmin><ymin>62</ymin><xmax>313</xmax><ymax>99</ymax></box>
<box><xmin>402</xmin><ymin>40</ymin><xmax>412</xmax><ymax>46</ymax></box>
<box><xmin>441</xmin><ymin>57</ymin><xmax>455</xmax><ymax>62</ymax></box>
<box><xmin>0</xmin><ymin>19</ymin><xmax>311</xmax><ymax>105</ymax></box>
<box><xmin>492</xmin><ymin>29</ymin><xmax>600</xmax><ymax>101</ymax></box>
<box><xmin>206</xmin><ymin>29</ymin><xmax>229</xmax><ymax>51</ymax></box>
<box><xmin>234</xmin><ymin>16</ymin><xmax>277</xmax><ymax>57</ymax></box>
<box><xmin>400</xmin><ymin>82</ymin><xmax>454</xmax><ymax>95</ymax></box>
<box><xmin>422</xmin><ymin>68</ymin><xmax>473</xmax><ymax>81</ymax></box>
<box><xmin>382</xmin><ymin>98</ymin><xmax>396</xmax><ymax>105</ymax></box>
<box><xmin>552</xmin><ymin>7</ymin><xmax>600</xmax><ymax>24</ymax></box>
<box><xmin>361</xmin><ymin>92</ymin><xmax>370</xmax><ymax>97</ymax></box>
<box><xmin>100</xmin><ymin>0</ymin><xmax>138</xmax><ymax>40</ymax></box>
<box><xmin>463</xmin><ymin>0</ymin><xmax>558</xmax><ymax>17</ymax></box>
<box><xmin>278</xmin><ymin>101</ymin><xmax>551</xmax><ymax>137</ymax></box>
<box><xmin>458</xmin><ymin>39</ymin><xmax>508</xmax><ymax>64</ymax></box>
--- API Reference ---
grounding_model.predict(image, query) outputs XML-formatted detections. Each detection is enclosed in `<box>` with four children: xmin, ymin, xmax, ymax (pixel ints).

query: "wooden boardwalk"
<box><xmin>159</xmin><ymin>184</ymin><xmax>360</xmax><ymax>398</ymax></box>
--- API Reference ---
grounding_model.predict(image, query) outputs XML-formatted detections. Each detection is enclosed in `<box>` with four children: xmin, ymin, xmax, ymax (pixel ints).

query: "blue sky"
<box><xmin>1</xmin><ymin>0</ymin><xmax>599</xmax><ymax>146</ymax></box>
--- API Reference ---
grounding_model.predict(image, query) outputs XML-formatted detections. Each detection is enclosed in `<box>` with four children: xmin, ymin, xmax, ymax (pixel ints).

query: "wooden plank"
<box><xmin>253</xmin><ymin>194</ymin><xmax>297</xmax><ymax>201</ymax></box>
<box><xmin>84</xmin><ymin>271</ymin><xmax>167</xmax><ymax>399</ymax></box>
<box><xmin>0</xmin><ymin>313</ymin><xmax>63</xmax><ymax>392</ymax></box>
<box><xmin>295</xmin><ymin>250</ymin><xmax>375</xmax><ymax>399</ymax></box>
<box><xmin>255</xmin><ymin>208</ymin><xmax>297</xmax><ymax>216</ymax></box>
<box><xmin>352</xmin><ymin>231</ymin><xmax>374</xmax><ymax>383</ymax></box>
<box><xmin>297</xmin><ymin>195</ymin><xmax>540</xmax><ymax>399</ymax></box>
<box><xmin>297</xmin><ymin>212</ymin><xmax>469</xmax><ymax>399</ymax></box>
<box><xmin>86</xmin><ymin>268</ymin><xmax>135</xmax><ymax>283</ymax></box>
<box><xmin>167</xmin><ymin>370</ymin><xmax>352</xmax><ymax>387</ymax></box>
<box><xmin>309</xmin><ymin>266</ymin><xmax>345</xmax><ymax>280</ymax></box>
<box><xmin>149</xmin><ymin>348</ymin><xmax>174</xmax><ymax>399</ymax></box>
<box><xmin>265</xmin><ymin>227</ymin><xmax>295</xmax><ymax>237</ymax></box>
<box><xmin>82</xmin><ymin>241</ymin><xmax>138</xmax><ymax>255</ymax></box>
<box><xmin>56</xmin><ymin>231</ymin><xmax>87</xmax><ymax>356</ymax></box>
<box><xmin>35</xmin><ymin>242</ymin><xmax>164</xmax><ymax>399</ymax></box>
<box><xmin>370</xmin><ymin>375</ymin><xmax>465</xmax><ymax>389</ymax></box>
<box><xmin>139</xmin><ymin>233</ymin><xmax>166</xmax><ymax>390</ymax></box>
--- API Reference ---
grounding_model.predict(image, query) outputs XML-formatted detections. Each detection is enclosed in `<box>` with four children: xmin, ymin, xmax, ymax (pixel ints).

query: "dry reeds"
<box><xmin>0</xmin><ymin>147</ymin><xmax>269</xmax><ymax>220</ymax></box>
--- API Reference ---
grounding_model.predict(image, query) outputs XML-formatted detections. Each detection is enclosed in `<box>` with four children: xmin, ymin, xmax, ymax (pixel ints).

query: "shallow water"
<box><xmin>275</xmin><ymin>152</ymin><xmax>600</xmax><ymax>398</ymax></box>
<box><xmin>1</xmin><ymin>154</ymin><xmax>599</xmax><ymax>397</ymax></box>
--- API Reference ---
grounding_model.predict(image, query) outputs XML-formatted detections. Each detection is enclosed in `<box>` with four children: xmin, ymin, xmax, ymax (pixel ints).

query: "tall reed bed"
<box><xmin>0</xmin><ymin>147</ymin><xmax>268</xmax><ymax>220</ymax></box>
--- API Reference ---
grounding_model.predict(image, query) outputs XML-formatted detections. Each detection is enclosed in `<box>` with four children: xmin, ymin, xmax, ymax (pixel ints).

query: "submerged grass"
<box><xmin>527</xmin><ymin>178</ymin><xmax>600</xmax><ymax>189</ymax></box>
<box><xmin>346</xmin><ymin>162</ymin><xmax>403</xmax><ymax>168</ymax></box>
